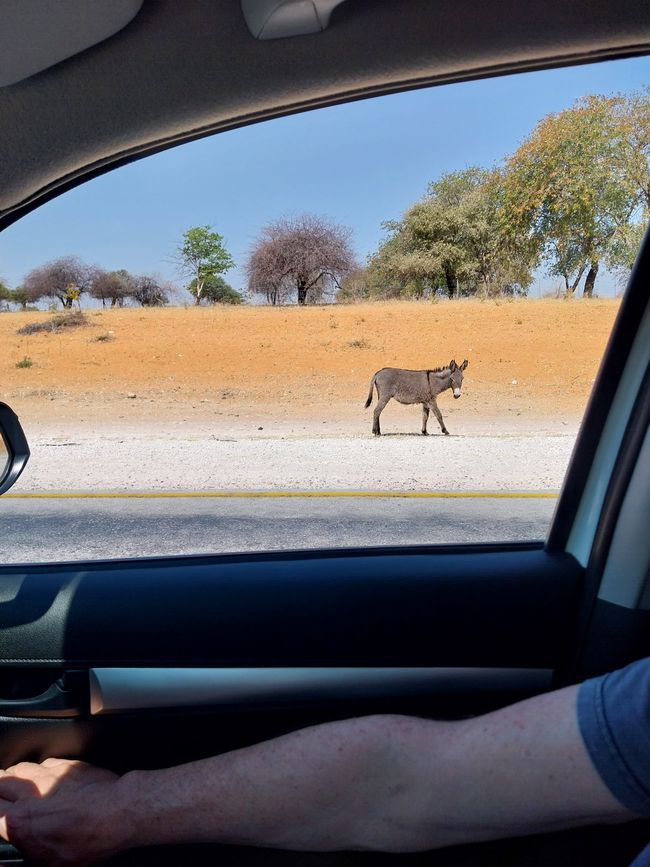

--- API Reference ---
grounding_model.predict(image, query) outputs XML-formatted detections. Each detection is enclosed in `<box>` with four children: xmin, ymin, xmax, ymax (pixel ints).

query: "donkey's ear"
<box><xmin>460</xmin><ymin>359</ymin><xmax>468</xmax><ymax>370</ymax></box>
<box><xmin>449</xmin><ymin>359</ymin><xmax>457</xmax><ymax>371</ymax></box>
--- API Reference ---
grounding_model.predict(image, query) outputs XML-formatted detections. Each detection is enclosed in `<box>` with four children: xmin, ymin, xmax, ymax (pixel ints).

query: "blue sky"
<box><xmin>1</xmin><ymin>56</ymin><xmax>648</xmax><ymax>298</ymax></box>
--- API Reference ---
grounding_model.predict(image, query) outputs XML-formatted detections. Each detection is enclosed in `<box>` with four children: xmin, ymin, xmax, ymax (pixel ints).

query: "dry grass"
<box><xmin>0</xmin><ymin>298</ymin><xmax>619</xmax><ymax>425</ymax></box>
<box><xmin>16</xmin><ymin>310</ymin><xmax>89</xmax><ymax>335</ymax></box>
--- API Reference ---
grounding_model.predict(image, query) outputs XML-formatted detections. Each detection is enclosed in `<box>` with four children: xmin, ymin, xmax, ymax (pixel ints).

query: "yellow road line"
<box><xmin>4</xmin><ymin>491</ymin><xmax>558</xmax><ymax>500</ymax></box>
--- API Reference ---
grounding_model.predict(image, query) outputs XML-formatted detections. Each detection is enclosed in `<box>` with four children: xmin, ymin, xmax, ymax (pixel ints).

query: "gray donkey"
<box><xmin>364</xmin><ymin>359</ymin><xmax>469</xmax><ymax>436</ymax></box>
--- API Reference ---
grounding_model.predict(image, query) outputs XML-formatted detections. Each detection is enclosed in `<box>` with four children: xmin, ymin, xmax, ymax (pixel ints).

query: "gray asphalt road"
<box><xmin>0</xmin><ymin>496</ymin><xmax>555</xmax><ymax>564</ymax></box>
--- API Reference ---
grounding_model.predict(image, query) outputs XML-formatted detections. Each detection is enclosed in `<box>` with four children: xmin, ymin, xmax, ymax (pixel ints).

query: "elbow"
<box><xmin>338</xmin><ymin>714</ymin><xmax>446</xmax><ymax>853</ymax></box>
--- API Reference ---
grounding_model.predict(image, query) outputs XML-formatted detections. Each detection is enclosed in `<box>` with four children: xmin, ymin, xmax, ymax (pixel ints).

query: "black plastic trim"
<box><xmin>0</xmin><ymin>402</ymin><xmax>30</xmax><ymax>495</ymax></box>
<box><xmin>574</xmin><ymin>598</ymin><xmax>650</xmax><ymax>680</ymax></box>
<box><xmin>0</xmin><ymin>546</ymin><xmax>582</xmax><ymax>669</ymax></box>
<box><xmin>2</xmin><ymin>539</ymin><xmax>545</xmax><ymax>570</ymax></box>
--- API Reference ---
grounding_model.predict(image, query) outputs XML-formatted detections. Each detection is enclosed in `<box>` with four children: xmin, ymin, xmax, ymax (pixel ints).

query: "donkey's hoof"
<box><xmin>372</xmin><ymin>430</ymin><xmax>381</xmax><ymax>437</ymax></box>
<box><xmin>442</xmin><ymin>429</ymin><xmax>450</xmax><ymax>436</ymax></box>
<box><xmin>421</xmin><ymin>431</ymin><xmax>429</xmax><ymax>436</ymax></box>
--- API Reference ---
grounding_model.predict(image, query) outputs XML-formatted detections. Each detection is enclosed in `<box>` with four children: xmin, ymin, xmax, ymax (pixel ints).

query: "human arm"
<box><xmin>0</xmin><ymin>683</ymin><xmax>637</xmax><ymax>866</ymax></box>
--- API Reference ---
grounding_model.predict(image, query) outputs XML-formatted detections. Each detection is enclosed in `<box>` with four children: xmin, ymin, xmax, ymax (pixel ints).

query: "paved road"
<box><xmin>0</xmin><ymin>495</ymin><xmax>556</xmax><ymax>564</ymax></box>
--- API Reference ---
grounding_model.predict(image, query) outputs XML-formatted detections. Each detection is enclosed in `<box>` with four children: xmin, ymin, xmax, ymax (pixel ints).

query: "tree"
<box><xmin>368</xmin><ymin>168</ymin><xmax>534</xmax><ymax>299</ymax></box>
<box><xmin>187</xmin><ymin>273</ymin><xmax>242</xmax><ymax>304</ymax></box>
<box><xmin>615</xmin><ymin>86</ymin><xmax>650</xmax><ymax>211</ymax></box>
<box><xmin>0</xmin><ymin>280</ymin><xmax>11</xmax><ymax>309</ymax></box>
<box><xmin>246</xmin><ymin>215</ymin><xmax>356</xmax><ymax>305</ymax></box>
<box><xmin>175</xmin><ymin>226</ymin><xmax>234</xmax><ymax>305</ymax></box>
<box><xmin>501</xmin><ymin>95</ymin><xmax>645</xmax><ymax>297</ymax></box>
<box><xmin>90</xmin><ymin>269</ymin><xmax>134</xmax><ymax>307</ymax></box>
<box><xmin>606</xmin><ymin>220</ymin><xmax>647</xmax><ymax>288</ymax></box>
<box><xmin>21</xmin><ymin>256</ymin><xmax>97</xmax><ymax>308</ymax></box>
<box><xmin>8</xmin><ymin>287</ymin><xmax>33</xmax><ymax>310</ymax></box>
<box><xmin>129</xmin><ymin>275</ymin><xmax>169</xmax><ymax>306</ymax></box>
<box><xmin>336</xmin><ymin>268</ymin><xmax>371</xmax><ymax>303</ymax></box>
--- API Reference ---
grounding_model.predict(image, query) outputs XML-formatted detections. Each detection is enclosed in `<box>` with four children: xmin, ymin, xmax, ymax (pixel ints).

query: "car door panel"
<box><xmin>0</xmin><ymin>545</ymin><xmax>581</xmax><ymax>774</ymax></box>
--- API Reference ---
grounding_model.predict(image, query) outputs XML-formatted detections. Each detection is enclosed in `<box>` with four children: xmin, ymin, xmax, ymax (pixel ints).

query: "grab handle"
<box><xmin>0</xmin><ymin>671</ymin><xmax>86</xmax><ymax>718</ymax></box>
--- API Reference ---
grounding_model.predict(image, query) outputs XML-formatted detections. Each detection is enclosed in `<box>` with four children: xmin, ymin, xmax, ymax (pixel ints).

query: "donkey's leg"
<box><xmin>421</xmin><ymin>404</ymin><xmax>430</xmax><ymax>435</ymax></box>
<box><xmin>372</xmin><ymin>396</ymin><xmax>390</xmax><ymax>436</ymax></box>
<box><xmin>429</xmin><ymin>399</ymin><xmax>449</xmax><ymax>435</ymax></box>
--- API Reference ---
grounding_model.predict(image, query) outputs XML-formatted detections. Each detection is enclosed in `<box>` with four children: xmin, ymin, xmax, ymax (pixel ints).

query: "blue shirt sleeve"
<box><xmin>629</xmin><ymin>843</ymin><xmax>650</xmax><ymax>867</ymax></box>
<box><xmin>577</xmin><ymin>657</ymin><xmax>650</xmax><ymax>817</ymax></box>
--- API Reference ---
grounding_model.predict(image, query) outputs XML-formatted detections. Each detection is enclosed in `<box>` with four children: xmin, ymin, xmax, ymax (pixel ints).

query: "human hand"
<box><xmin>0</xmin><ymin>758</ymin><xmax>127</xmax><ymax>866</ymax></box>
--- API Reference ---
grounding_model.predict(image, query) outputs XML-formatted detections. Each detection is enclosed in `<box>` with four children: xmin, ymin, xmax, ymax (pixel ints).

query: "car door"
<box><xmin>1</xmin><ymin>235</ymin><xmax>649</xmax><ymax>866</ymax></box>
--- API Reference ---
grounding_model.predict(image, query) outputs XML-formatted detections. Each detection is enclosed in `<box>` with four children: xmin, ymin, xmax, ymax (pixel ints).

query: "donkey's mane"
<box><xmin>429</xmin><ymin>365</ymin><xmax>449</xmax><ymax>373</ymax></box>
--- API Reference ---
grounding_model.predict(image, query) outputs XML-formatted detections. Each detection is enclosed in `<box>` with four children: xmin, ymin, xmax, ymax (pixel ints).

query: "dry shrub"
<box><xmin>17</xmin><ymin>310</ymin><xmax>89</xmax><ymax>335</ymax></box>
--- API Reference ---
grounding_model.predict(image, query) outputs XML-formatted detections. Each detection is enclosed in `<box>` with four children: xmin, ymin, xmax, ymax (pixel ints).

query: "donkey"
<box><xmin>364</xmin><ymin>359</ymin><xmax>469</xmax><ymax>436</ymax></box>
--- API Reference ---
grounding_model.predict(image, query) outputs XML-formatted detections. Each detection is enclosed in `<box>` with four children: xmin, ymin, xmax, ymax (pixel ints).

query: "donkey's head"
<box><xmin>448</xmin><ymin>359</ymin><xmax>469</xmax><ymax>398</ymax></box>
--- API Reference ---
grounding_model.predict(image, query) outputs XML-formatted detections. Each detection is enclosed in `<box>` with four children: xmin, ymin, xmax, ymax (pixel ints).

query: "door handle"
<box><xmin>0</xmin><ymin>671</ymin><xmax>87</xmax><ymax>718</ymax></box>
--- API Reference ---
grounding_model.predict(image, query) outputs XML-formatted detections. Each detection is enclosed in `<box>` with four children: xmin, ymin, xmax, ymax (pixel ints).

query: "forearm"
<box><xmin>116</xmin><ymin>686</ymin><xmax>633</xmax><ymax>854</ymax></box>
<box><xmin>117</xmin><ymin>715</ymin><xmax>403</xmax><ymax>852</ymax></box>
<box><xmin>2</xmin><ymin>687</ymin><xmax>636</xmax><ymax>865</ymax></box>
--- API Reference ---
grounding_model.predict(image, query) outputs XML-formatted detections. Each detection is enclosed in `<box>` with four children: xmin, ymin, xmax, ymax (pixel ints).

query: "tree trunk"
<box><xmin>444</xmin><ymin>267</ymin><xmax>456</xmax><ymax>300</ymax></box>
<box><xmin>583</xmin><ymin>262</ymin><xmax>599</xmax><ymax>298</ymax></box>
<box><xmin>564</xmin><ymin>265</ymin><xmax>586</xmax><ymax>298</ymax></box>
<box><xmin>297</xmin><ymin>282</ymin><xmax>308</xmax><ymax>305</ymax></box>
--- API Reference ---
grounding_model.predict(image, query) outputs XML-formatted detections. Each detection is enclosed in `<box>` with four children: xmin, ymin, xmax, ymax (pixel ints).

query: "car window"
<box><xmin>0</xmin><ymin>58</ymin><xmax>648</xmax><ymax>563</ymax></box>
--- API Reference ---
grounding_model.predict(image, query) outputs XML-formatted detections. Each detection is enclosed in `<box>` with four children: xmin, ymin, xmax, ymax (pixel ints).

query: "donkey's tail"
<box><xmin>364</xmin><ymin>373</ymin><xmax>377</xmax><ymax>408</ymax></box>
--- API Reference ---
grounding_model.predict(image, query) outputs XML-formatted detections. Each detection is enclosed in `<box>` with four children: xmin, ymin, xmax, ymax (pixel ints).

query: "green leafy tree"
<box><xmin>501</xmin><ymin>94</ymin><xmax>645</xmax><ymax>297</ymax></box>
<box><xmin>606</xmin><ymin>221</ymin><xmax>648</xmax><ymax>288</ymax></box>
<box><xmin>0</xmin><ymin>280</ymin><xmax>11</xmax><ymax>308</ymax></box>
<box><xmin>187</xmin><ymin>274</ymin><xmax>242</xmax><ymax>304</ymax></box>
<box><xmin>335</xmin><ymin>268</ymin><xmax>371</xmax><ymax>303</ymax></box>
<box><xmin>368</xmin><ymin>168</ymin><xmax>533</xmax><ymax>299</ymax></box>
<box><xmin>175</xmin><ymin>226</ymin><xmax>234</xmax><ymax>305</ymax></box>
<box><xmin>616</xmin><ymin>86</ymin><xmax>650</xmax><ymax>211</ymax></box>
<box><xmin>9</xmin><ymin>287</ymin><xmax>32</xmax><ymax>309</ymax></box>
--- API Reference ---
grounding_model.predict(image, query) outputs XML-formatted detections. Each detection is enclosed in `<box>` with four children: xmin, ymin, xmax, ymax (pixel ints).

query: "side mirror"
<box><xmin>0</xmin><ymin>402</ymin><xmax>30</xmax><ymax>495</ymax></box>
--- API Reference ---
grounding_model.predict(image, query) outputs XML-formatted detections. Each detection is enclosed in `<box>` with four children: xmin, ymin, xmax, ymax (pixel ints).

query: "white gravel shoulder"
<box><xmin>12</xmin><ymin>422</ymin><xmax>578</xmax><ymax>493</ymax></box>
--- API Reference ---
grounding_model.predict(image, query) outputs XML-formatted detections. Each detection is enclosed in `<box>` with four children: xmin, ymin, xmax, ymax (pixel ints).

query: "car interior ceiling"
<box><xmin>1</xmin><ymin>0</ymin><xmax>649</xmax><ymax>228</ymax></box>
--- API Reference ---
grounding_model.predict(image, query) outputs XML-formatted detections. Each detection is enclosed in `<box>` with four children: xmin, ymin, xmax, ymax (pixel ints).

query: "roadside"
<box><xmin>9</xmin><ymin>417</ymin><xmax>578</xmax><ymax>493</ymax></box>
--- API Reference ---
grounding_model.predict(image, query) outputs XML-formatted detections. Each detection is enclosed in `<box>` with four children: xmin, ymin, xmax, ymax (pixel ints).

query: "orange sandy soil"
<box><xmin>0</xmin><ymin>299</ymin><xmax>619</xmax><ymax>432</ymax></box>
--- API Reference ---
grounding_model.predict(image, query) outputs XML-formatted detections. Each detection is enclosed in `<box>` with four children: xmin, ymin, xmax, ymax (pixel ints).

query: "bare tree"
<box><xmin>21</xmin><ymin>257</ymin><xmax>97</xmax><ymax>309</ymax></box>
<box><xmin>129</xmin><ymin>274</ymin><xmax>169</xmax><ymax>306</ymax></box>
<box><xmin>90</xmin><ymin>269</ymin><xmax>134</xmax><ymax>307</ymax></box>
<box><xmin>246</xmin><ymin>215</ymin><xmax>356</xmax><ymax>305</ymax></box>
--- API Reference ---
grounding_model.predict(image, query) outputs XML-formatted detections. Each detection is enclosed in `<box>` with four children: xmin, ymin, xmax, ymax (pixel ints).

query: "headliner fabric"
<box><xmin>0</xmin><ymin>0</ymin><xmax>649</xmax><ymax>225</ymax></box>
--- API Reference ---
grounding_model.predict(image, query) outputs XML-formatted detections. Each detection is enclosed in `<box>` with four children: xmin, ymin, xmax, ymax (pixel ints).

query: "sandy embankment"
<box><xmin>0</xmin><ymin>299</ymin><xmax>617</xmax><ymax>492</ymax></box>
